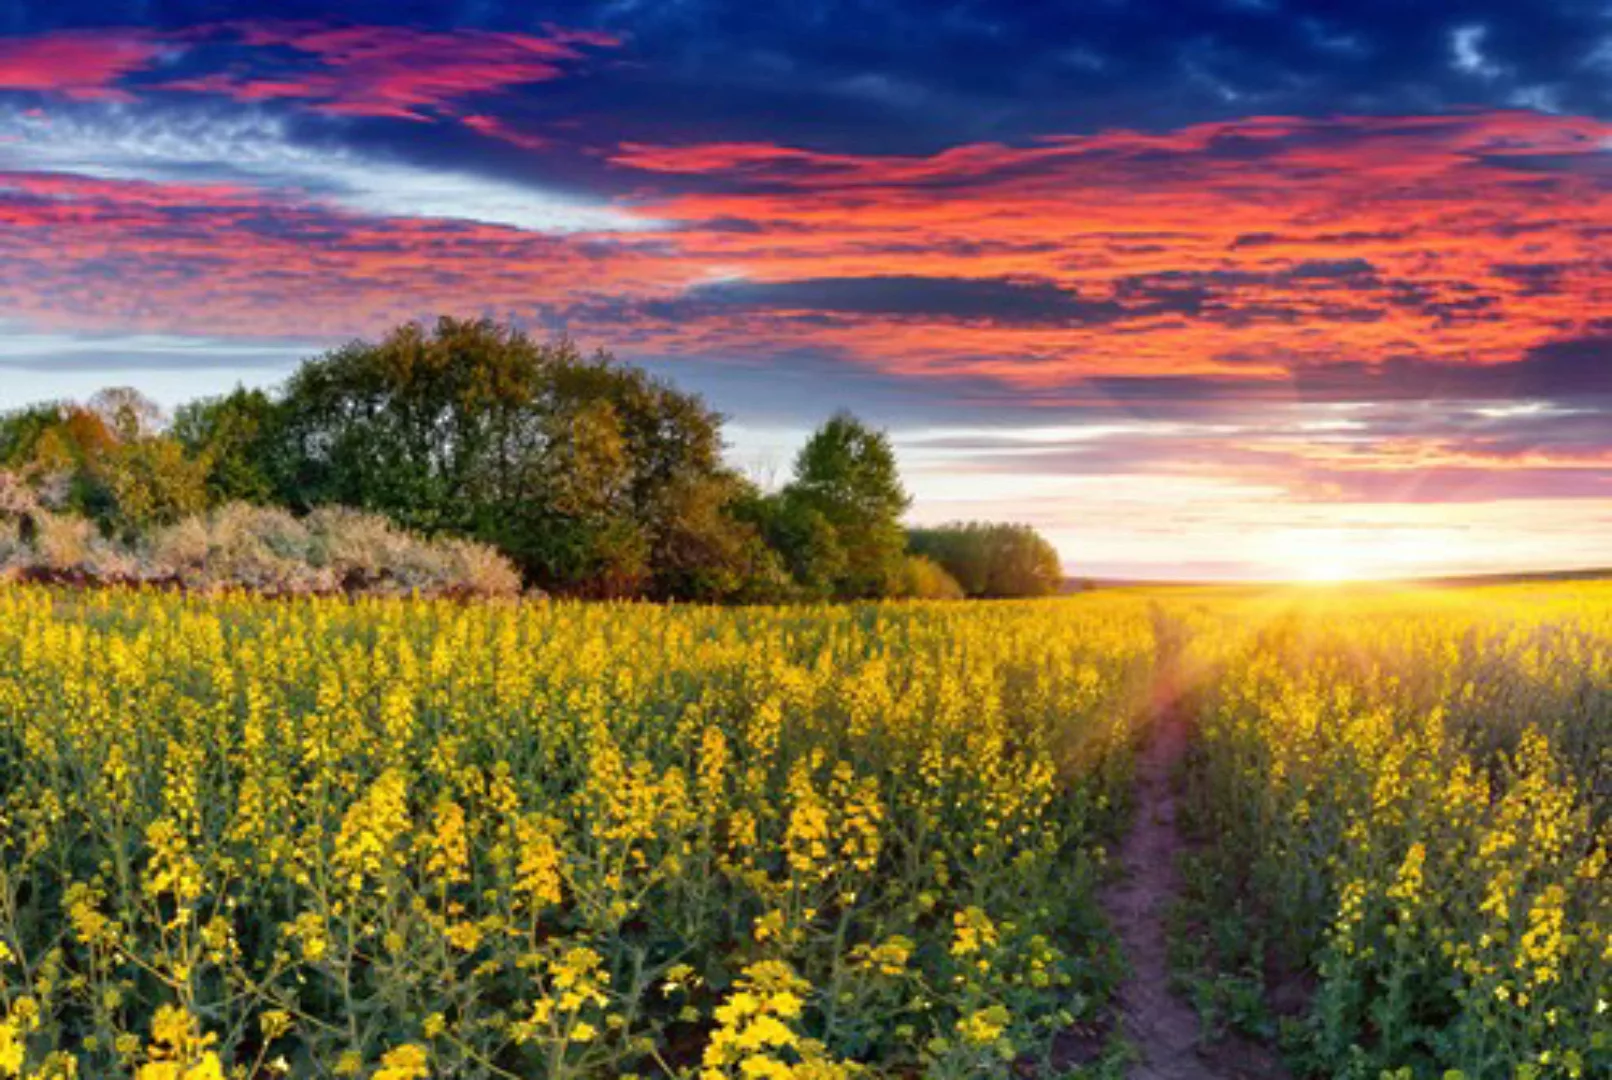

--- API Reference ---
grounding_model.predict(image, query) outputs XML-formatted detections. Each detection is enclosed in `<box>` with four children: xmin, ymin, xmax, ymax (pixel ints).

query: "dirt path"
<box><xmin>1101</xmin><ymin>691</ymin><xmax>1289</xmax><ymax>1080</ymax></box>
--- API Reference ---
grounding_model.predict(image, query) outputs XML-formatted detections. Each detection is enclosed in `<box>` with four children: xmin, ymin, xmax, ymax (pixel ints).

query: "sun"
<box><xmin>1263</xmin><ymin>528</ymin><xmax>1375</xmax><ymax>584</ymax></box>
<box><xmin>1296</xmin><ymin>559</ymin><xmax>1362</xmax><ymax>584</ymax></box>
<box><xmin>1260</xmin><ymin>521</ymin><xmax>1486</xmax><ymax>584</ymax></box>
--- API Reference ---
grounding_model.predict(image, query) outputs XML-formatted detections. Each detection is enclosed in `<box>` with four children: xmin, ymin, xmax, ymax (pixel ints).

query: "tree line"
<box><xmin>0</xmin><ymin>318</ymin><xmax>1064</xmax><ymax>602</ymax></box>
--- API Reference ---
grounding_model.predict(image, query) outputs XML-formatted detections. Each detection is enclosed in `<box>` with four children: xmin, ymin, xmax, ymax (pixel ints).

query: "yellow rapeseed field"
<box><xmin>0</xmin><ymin>588</ymin><xmax>1152</xmax><ymax>1079</ymax></box>
<box><xmin>1176</xmin><ymin>585</ymin><xmax>1610</xmax><ymax>1080</ymax></box>
<box><xmin>0</xmin><ymin>583</ymin><xmax>1606</xmax><ymax>1079</ymax></box>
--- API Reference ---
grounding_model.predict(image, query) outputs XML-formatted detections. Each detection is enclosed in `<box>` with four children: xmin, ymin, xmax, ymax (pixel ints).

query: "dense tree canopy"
<box><xmin>1</xmin><ymin>317</ymin><xmax>1065</xmax><ymax>602</ymax></box>
<box><xmin>172</xmin><ymin>388</ymin><xmax>282</xmax><ymax>505</ymax></box>
<box><xmin>908</xmin><ymin>522</ymin><xmax>1064</xmax><ymax>598</ymax></box>
<box><xmin>264</xmin><ymin>318</ymin><xmax>767</xmax><ymax>597</ymax></box>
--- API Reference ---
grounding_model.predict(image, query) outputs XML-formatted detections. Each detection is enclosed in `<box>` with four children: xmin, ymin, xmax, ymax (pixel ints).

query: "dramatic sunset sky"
<box><xmin>2</xmin><ymin>2</ymin><xmax>1609</xmax><ymax>578</ymax></box>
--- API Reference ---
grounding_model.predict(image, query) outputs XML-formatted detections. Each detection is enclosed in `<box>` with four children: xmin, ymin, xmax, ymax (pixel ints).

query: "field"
<box><xmin>0</xmin><ymin>583</ymin><xmax>1606</xmax><ymax>1080</ymax></box>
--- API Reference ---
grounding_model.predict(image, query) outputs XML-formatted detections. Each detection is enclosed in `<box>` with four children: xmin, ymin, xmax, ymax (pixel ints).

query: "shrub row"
<box><xmin>0</xmin><ymin>483</ymin><xmax>522</xmax><ymax>598</ymax></box>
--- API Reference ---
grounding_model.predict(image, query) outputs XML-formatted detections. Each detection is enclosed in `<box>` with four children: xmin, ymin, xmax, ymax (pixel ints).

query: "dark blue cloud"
<box><xmin>1076</xmin><ymin>331</ymin><xmax>1612</xmax><ymax>407</ymax></box>
<box><xmin>5</xmin><ymin>1</ymin><xmax>1609</xmax><ymax>157</ymax></box>
<box><xmin>1295</xmin><ymin>334</ymin><xmax>1612</xmax><ymax>402</ymax></box>
<box><xmin>676</xmin><ymin>275</ymin><xmax>1136</xmax><ymax>326</ymax></box>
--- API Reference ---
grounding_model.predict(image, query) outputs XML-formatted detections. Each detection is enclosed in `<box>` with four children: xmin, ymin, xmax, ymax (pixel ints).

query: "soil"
<box><xmin>1100</xmin><ymin>683</ymin><xmax>1291</xmax><ymax>1080</ymax></box>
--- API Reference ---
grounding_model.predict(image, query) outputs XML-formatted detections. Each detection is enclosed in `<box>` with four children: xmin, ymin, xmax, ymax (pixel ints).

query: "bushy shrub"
<box><xmin>436</xmin><ymin>537</ymin><xmax>526</xmax><ymax>598</ymax></box>
<box><xmin>148</xmin><ymin>503</ymin><xmax>522</xmax><ymax>598</ymax></box>
<box><xmin>2</xmin><ymin>500</ymin><xmax>522</xmax><ymax>599</ymax></box>
<box><xmin>893</xmin><ymin>554</ymin><xmax>965</xmax><ymax>599</ymax></box>
<box><xmin>29</xmin><ymin>511</ymin><xmax>140</xmax><ymax>580</ymax></box>
<box><xmin>149</xmin><ymin>503</ymin><xmax>332</xmax><ymax>594</ymax></box>
<box><xmin>0</xmin><ymin>469</ymin><xmax>40</xmax><ymax>520</ymax></box>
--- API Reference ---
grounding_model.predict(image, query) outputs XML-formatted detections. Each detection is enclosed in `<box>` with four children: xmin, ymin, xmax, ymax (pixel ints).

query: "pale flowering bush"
<box><xmin>435</xmin><ymin>536</ymin><xmax>525</xmax><ymax>598</ymax></box>
<box><xmin>146</xmin><ymin>502</ymin><xmax>522</xmax><ymax>598</ymax></box>
<box><xmin>0</xmin><ymin>489</ymin><xmax>523</xmax><ymax>599</ymax></box>
<box><xmin>28</xmin><ymin>511</ymin><xmax>141</xmax><ymax>581</ymax></box>
<box><xmin>148</xmin><ymin>502</ymin><xmax>329</xmax><ymax>593</ymax></box>
<box><xmin>0</xmin><ymin>470</ymin><xmax>40</xmax><ymax>520</ymax></box>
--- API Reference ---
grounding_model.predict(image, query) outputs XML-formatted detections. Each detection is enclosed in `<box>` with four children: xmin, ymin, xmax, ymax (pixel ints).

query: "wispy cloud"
<box><xmin>0</xmin><ymin>104</ymin><xmax>648</xmax><ymax>232</ymax></box>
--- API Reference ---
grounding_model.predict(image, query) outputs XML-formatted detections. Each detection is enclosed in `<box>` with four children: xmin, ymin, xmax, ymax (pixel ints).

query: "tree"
<box><xmin>651</xmin><ymin>473</ymin><xmax>788</xmax><ymax>602</ymax></box>
<box><xmin>982</xmin><ymin>523</ymin><xmax>1063</xmax><ymax>597</ymax></box>
<box><xmin>908</xmin><ymin>522</ymin><xmax>1063</xmax><ymax>598</ymax></box>
<box><xmin>94</xmin><ymin>436</ymin><xmax>210</xmax><ymax>537</ymax></box>
<box><xmin>172</xmin><ymin>388</ymin><xmax>282</xmax><ymax>505</ymax></box>
<box><xmin>87</xmin><ymin>387</ymin><xmax>162</xmax><ymax>441</ymax></box>
<box><xmin>1</xmin><ymin>403</ymin><xmax>118</xmax><ymax>518</ymax></box>
<box><xmin>783</xmin><ymin>412</ymin><xmax>909</xmax><ymax>599</ymax></box>
<box><xmin>0</xmin><ymin>403</ymin><xmax>68</xmax><ymax>468</ymax></box>
<box><xmin>738</xmin><ymin>491</ymin><xmax>847</xmax><ymax>601</ymax></box>
<box><xmin>2</xmin><ymin>391</ymin><xmax>211</xmax><ymax>537</ymax></box>
<box><xmin>894</xmin><ymin>554</ymin><xmax>965</xmax><ymax>599</ymax></box>
<box><xmin>273</xmin><ymin>317</ymin><xmax>549</xmax><ymax>534</ymax></box>
<box><xmin>270</xmin><ymin>316</ymin><xmax>767</xmax><ymax>598</ymax></box>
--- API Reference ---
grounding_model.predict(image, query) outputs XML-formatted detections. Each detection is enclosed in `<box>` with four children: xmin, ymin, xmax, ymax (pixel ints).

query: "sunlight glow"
<box><xmin>1259</xmin><ymin>525</ymin><xmax>1483</xmax><ymax>583</ymax></box>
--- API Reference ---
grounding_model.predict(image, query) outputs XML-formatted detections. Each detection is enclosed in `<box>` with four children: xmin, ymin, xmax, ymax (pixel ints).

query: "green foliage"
<box><xmin>0</xmin><ymin>402</ymin><xmax>66</xmax><ymax>467</ymax></box>
<box><xmin>784</xmin><ymin>412</ymin><xmax>910</xmax><ymax>599</ymax></box>
<box><xmin>171</xmin><ymin>387</ymin><xmax>282</xmax><ymax>504</ymax></box>
<box><xmin>93</xmin><ymin>435</ymin><xmax>211</xmax><ymax>537</ymax></box>
<box><xmin>650</xmin><ymin>473</ymin><xmax>789</xmax><ymax>603</ymax></box>
<box><xmin>740</xmin><ymin>490</ymin><xmax>848</xmax><ymax>601</ymax></box>
<box><xmin>270</xmin><ymin>317</ymin><xmax>761</xmax><ymax>599</ymax></box>
<box><xmin>273</xmin><ymin>316</ymin><xmax>550</xmax><ymax>534</ymax></box>
<box><xmin>908</xmin><ymin>522</ymin><xmax>1063</xmax><ymax>598</ymax></box>
<box><xmin>1</xmin><ymin>318</ymin><xmax>1066</xmax><ymax>602</ymax></box>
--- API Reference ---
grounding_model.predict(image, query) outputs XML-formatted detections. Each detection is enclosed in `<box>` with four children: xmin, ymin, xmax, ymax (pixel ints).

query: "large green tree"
<box><xmin>782</xmin><ymin>412</ymin><xmax>910</xmax><ymax>599</ymax></box>
<box><xmin>272</xmin><ymin>317</ymin><xmax>547</xmax><ymax>534</ymax></box>
<box><xmin>268</xmin><ymin>317</ymin><xmax>765</xmax><ymax>598</ymax></box>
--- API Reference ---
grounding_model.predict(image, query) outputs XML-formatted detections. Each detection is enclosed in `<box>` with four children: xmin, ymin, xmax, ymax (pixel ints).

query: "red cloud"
<box><xmin>597</xmin><ymin>112</ymin><xmax>1611</xmax><ymax>388</ymax></box>
<box><xmin>0</xmin><ymin>169</ymin><xmax>678</xmax><ymax>338</ymax></box>
<box><xmin>0</xmin><ymin>30</ymin><xmax>166</xmax><ymax>100</ymax></box>
<box><xmin>0</xmin><ymin>22</ymin><xmax>617</xmax><ymax>119</ymax></box>
<box><xmin>0</xmin><ymin>110</ymin><xmax>1606</xmax><ymax>406</ymax></box>
<box><xmin>463</xmin><ymin>113</ymin><xmax>551</xmax><ymax>150</ymax></box>
<box><xmin>163</xmin><ymin>22</ymin><xmax>617</xmax><ymax>120</ymax></box>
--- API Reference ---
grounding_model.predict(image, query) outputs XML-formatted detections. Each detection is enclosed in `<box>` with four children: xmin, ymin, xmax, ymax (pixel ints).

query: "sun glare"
<box><xmin>1297</xmin><ymin>559</ymin><xmax>1360</xmax><ymax>584</ymax></box>
<box><xmin>1265</xmin><ymin>528</ymin><xmax>1374</xmax><ymax>583</ymax></box>
<box><xmin>1258</xmin><ymin>521</ymin><xmax>1488</xmax><ymax>584</ymax></box>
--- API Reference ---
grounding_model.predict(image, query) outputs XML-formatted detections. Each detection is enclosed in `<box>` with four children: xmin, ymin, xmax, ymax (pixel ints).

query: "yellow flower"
<box><xmin>135</xmin><ymin>1007</ymin><xmax>222</xmax><ymax>1080</ymax></box>
<box><xmin>373</xmin><ymin>1043</ymin><xmax>431</xmax><ymax>1080</ymax></box>
<box><xmin>956</xmin><ymin>1005</ymin><xmax>1012</xmax><ymax>1047</ymax></box>
<box><xmin>950</xmin><ymin>907</ymin><xmax>998</xmax><ymax>959</ymax></box>
<box><xmin>333</xmin><ymin>769</ymin><xmax>412</xmax><ymax>892</ymax></box>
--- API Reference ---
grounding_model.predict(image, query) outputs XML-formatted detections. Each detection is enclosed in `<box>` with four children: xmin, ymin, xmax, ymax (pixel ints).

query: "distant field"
<box><xmin>0</xmin><ymin>583</ymin><xmax>1605</xmax><ymax>1079</ymax></box>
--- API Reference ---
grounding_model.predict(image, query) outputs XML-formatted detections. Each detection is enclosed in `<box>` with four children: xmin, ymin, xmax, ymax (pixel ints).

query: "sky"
<box><xmin>1</xmin><ymin>2</ymin><xmax>1609</xmax><ymax>580</ymax></box>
